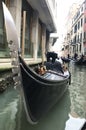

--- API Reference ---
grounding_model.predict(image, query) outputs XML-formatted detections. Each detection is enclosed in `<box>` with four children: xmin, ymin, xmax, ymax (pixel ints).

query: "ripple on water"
<box><xmin>69</xmin><ymin>64</ymin><xmax>86</xmax><ymax>119</ymax></box>
<box><xmin>0</xmin><ymin>87</ymin><xmax>20</xmax><ymax>130</ymax></box>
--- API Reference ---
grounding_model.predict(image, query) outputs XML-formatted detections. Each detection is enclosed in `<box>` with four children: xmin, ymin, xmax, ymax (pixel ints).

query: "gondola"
<box><xmin>74</xmin><ymin>57</ymin><xmax>86</xmax><ymax>65</ymax></box>
<box><xmin>2</xmin><ymin>3</ymin><xmax>70</xmax><ymax>124</ymax></box>
<box><xmin>61</xmin><ymin>57</ymin><xmax>70</xmax><ymax>63</ymax></box>
<box><xmin>19</xmin><ymin>55</ymin><xmax>70</xmax><ymax>124</ymax></box>
<box><xmin>74</xmin><ymin>59</ymin><xmax>83</xmax><ymax>65</ymax></box>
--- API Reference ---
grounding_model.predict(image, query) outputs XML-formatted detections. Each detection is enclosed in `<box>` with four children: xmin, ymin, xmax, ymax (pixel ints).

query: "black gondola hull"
<box><xmin>19</xmin><ymin>56</ymin><xmax>69</xmax><ymax>124</ymax></box>
<box><xmin>74</xmin><ymin>59</ymin><xmax>86</xmax><ymax>65</ymax></box>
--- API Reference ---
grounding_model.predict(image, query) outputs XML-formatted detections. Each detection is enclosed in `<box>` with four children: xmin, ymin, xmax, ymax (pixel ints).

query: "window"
<box><xmin>37</xmin><ymin>21</ymin><xmax>42</xmax><ymax>58</ymax></box>
<box><xmin>78</xmin><ymin>21</ymin><xmax>80</xmax><ymax>29</ymax></box>
<box><xmin>84</xmin><ymin>17</ymin><xmax>86</xmax><ymax>23</ymax></box>
<box><xmin>80</xmin><ymin>44</ymin><xmax>81</xmax><ymax>52</ymax></box>
<box><xmin>74</xmin><ymin>36</ymin><xmax>76</xmax><ymax>43</ymax></box>
<box><xmin>74</xmin><ymin>24</ymin><xmax>77</xmax><ymax>33</ymax></box>
<box><xmin>78</xmin><ymin>34</ymin><xmax>79</xmax><ymax>42</ymax></box>
<box><xmin>81</xmin><ymin>18</ymin><xmax>83</xmax><ymax>27</ymax></box>
<box><xmin>85</xmin><ymin>3</ymin><xmax>86</xmax><ymax>10</ymax></box>
<box><xmin>80</xmin><ymin>33</ymin><xmax>82</xmax><ymax>42</ymax></box>
<box><xmin>0</xmin><ymin>0</ymin><xmax>9</xmax><ymax>57</ymax></box>
<box><xmin>71</xmin><ymin>29</ymin><xmax>73</xmax><ymax>35</ymax></box>
<box><xmin>21</xmin><ymin>0</ymin><xmax>33</xmax><ymax>58</ymax></box>
<box><xmin>84</xmin><ymin>32</ymin><xmax>86</xmax><ymax>39</ymax></box>
<box><xmin>81</xmin><ymin>6</ymin><xmax>83</xmax><ymax>12</ymax></box>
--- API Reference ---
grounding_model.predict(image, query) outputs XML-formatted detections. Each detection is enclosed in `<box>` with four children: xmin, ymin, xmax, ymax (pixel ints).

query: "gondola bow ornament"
<box><xmin>2</xmin><ymin>2</ymin><xmax>19</xmax><ymax>50</ymax></box>
<box><xmin>2</xmin><ymin>2</ymin><xmax>20</xmax><ymax>86</ymax></box>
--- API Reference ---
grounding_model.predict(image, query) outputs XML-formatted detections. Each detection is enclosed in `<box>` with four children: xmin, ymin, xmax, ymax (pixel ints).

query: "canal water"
<box><xmin>0</xmin><ymin>62</ymin><xmax>86</xmax><ymax>130</ymax></box>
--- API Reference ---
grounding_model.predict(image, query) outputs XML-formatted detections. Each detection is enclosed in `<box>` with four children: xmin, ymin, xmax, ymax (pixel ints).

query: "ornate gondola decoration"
<box><xmin>2</xmin><ymin>2</ymin><xmax>70</xmax><ymax>124</ymax></box>
<box><xmin>2</xmin><ymin>2</ymin><xmax>20</xmax><ymax>88</ymax></box>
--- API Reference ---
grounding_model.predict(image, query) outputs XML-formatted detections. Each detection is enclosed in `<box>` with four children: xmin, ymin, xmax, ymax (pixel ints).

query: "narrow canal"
<box><xmin>0</xmin><ymin>62</ymin><xmax>86</xmax><ymax>130</ymax></box>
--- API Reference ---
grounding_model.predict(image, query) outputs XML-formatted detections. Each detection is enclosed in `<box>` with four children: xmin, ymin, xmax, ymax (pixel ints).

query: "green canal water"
<box><xmin>0</xmin><ymin>62</ymin><xmax>86</xmax><ymax>130</ymax></box>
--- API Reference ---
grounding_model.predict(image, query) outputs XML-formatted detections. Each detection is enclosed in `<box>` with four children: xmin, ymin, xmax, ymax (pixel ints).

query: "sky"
<box><xmin>57</xmin><ymin>0</ymin><xmax>83</xmax><ymax>34</ymax></box>
<box><xmin>52</xmin><ymin>0</ymin><xmax>84</xmax><ymax>54</ymax></box>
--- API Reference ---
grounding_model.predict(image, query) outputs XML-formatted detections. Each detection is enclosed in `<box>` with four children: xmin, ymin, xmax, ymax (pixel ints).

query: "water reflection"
<box><xmin>0</xmin><ymin>87</ymin><xmax>19</xmax><ymax>130</ymax></box>
<box><xmin>69</xmin><ymin>64</ymin><xmax>86</xmax><ymax>119</ymax></box>
<box><xmin>16</xmin><ymin>90</ymin><xmax>71</xmax><ymax>130</ymax></box>
<box><xmin>65</xmin><ymin>63</ymin><xmax>86</xmax><ymax>130</ymax></box>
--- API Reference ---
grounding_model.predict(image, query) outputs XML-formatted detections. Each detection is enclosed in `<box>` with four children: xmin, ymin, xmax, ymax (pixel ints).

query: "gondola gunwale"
<box><xmin>20</xmin><ymin>63</ymin><xmax>68</xmax><ymax>86</ymax></box>
<box><xmin>19</xmin><ymin>55</ymin><xmax>69</xmax><ymax>84</ymax></box>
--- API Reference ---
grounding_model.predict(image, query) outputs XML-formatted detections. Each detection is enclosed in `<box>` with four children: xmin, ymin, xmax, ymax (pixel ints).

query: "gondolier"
<box><xmin>46</xmin><ymin>51</ymin><xmax>58</xmax><ymax>63</ymax></box>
